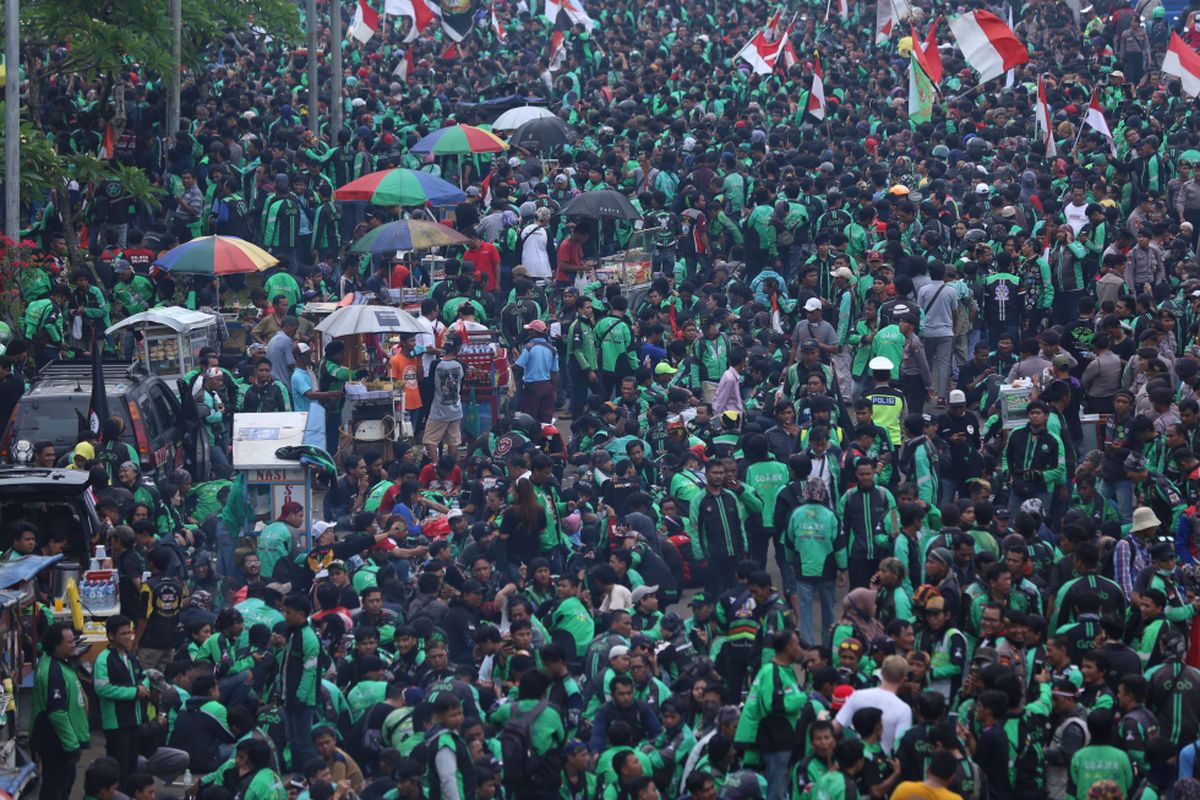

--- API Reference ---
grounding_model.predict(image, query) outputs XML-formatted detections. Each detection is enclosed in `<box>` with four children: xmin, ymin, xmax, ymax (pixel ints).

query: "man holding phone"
<box><xmin>935</xmin><ymin>391</ymin><xmax>982</xmax><ymax>504</ymax></box>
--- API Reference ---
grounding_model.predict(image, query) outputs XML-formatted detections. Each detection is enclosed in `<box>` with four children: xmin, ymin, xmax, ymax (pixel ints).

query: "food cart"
<box><xmin>597</xmin><ymin>227</ymin><xmax>656</xmax><ymax>309</ymax></box>
<box><xmin>232</xmin><ymin>412</ymin><xmax>316</xmax><ymax>549</ymax></box>
<box><xmin>106</xmin><ymin>307</ymin><xmax>220</xmax><ymax>379</ymax></box>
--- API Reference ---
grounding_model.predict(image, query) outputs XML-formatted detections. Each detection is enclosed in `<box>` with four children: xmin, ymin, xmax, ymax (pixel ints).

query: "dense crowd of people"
<box><xmin>17</xmin><ymin>0</ymin><xmax>1200</xmax><ymax>798</ymax></box>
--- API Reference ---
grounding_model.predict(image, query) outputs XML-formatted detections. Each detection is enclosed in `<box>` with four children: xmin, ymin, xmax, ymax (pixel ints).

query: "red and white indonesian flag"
<box><xmin>876</xmin><ymin>0</ymin><xmax>910</xmax><ymax>44</ymax></box>
<box><xmin>349</xmin><ymin>0</ymin><xmax>379</xmax><ymax>43</ymax></box>
<box><xmin>548</xmin><ymin>29</ymin><xmax>566</xmax><ymax>71</ymax></box>
<box><xmin>491</xmin><ymin>2</ymin><xmax>506</xmax><ymax>42</ymax></box>
<box><xmin>807</xmin><ymin>53</ymin><xmax>826</xmax><ymax>119</ymax></box>
<box><xmin>1164</xmin><ymin>32</ymin><xmax>1200</xmax><ymax>97</ymax></box>
<box><xmin>393</xmin><ymin>48</ymin><xmax>415</xmax><ymax>80</ymax></box>
<box><xmin>545</xmin><ymin>0</ymin><xmax>595</xmax><ymax>32</ymax></box>
<box><xmin>1082</xmin><ymin>91</ymin><xmax>1118</xmax><ymax>156</ymax></box>
<box><xmin>737</xmin><ymin>28</ymin><xmax>787</xmax><ymax>74</ymax></box>
<box><xmin>1035</xmin><ymin>76</ymin><xmax>1057</xmax><ymax>158</ymax></box>
<box><xmin>949</xmin><ymin>10</ymin><xmax>1028</xmax><ymax>83</ymax></box>
<box><xmin>921</xmin><ymin>18</ymin><xmax>943</xmax><ymax>84</ymax></box>
<box><xmin>386</xmin><ymin>0</ymin><xmax>437</xmax><ymax>41</ymax></box>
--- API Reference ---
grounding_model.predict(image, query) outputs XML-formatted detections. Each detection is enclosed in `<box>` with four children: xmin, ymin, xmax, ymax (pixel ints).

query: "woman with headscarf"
<box><xmin>831</xmin><ymin>588</ymin><xmax>887</xmax><ymax>655</ymax></box>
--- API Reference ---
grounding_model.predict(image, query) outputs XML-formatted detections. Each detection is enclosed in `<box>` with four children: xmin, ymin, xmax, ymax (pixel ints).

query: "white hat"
<box><xmin>297</xmin><ymin>343</ymin><xmax>312</xmax><ymax>355</ymax></box>
<box><xmin>948</xmin><ymin>389</ymin><xmax>967</xmax><ymax>404</ymax></box>
<box><xmin>609</xmin><ymin>645</ymin><xmax>629</xmax><ymax>659</ymax></box>
<box><xmin>447</xmin><ymin>508</ymin><xmax>463</xmax><ymax>519</ymax></box>
<box><xmin>868</xmin><ymin>356</ymin><xmax>894</xmax><ymax>371</ymax></box>
<box><xmin>203</xmin><ymin>367</ymin><xmax>222</xmax><ymax>379</ymax></box>
<box><xmin>803</xmin><ymin>297</ymin><xmax>823</xmax><ymax>312</ymax></box>
<box><xmin>312</xmin><ymin>520</ymin><xmax>338</xmax><ymax>537</ymax></box>
<box><xmin>1130</xmin><ymin>507</ymin><xmax>1161</xmax><ymax>532</ymax></box>
<box><xmin>631</xmin><ymin>585</ymin><xmax>660</xmax><ymax>604</ymax></box>
<box><xmin>975</xmin><ymin>182</ymin><xmax>990</xmax><ymax>194</ymax></box>
<box><xmin>831</xmin><ymin>267</ymin><xmax>855</xmax><ymax>280</ymax></box>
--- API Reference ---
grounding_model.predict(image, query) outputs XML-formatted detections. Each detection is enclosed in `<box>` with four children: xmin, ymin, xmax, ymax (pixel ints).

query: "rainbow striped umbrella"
<box><xmin>155</xmin><ymin>236</ymin><xmax>278</xmax><ymax>275</ymax></box>
<box><xmin>409</xmin><ymin>124</ymin><xmax>508</xmax><ymax>155</ymax></box>
<box><xmin>335</xmin><ymin>168</ymin><xmax>467</xmax><ymax>206</ymax></box>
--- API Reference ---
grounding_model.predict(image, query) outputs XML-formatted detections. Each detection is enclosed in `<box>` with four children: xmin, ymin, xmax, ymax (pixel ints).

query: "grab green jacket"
<box><xmin>566</xmin><ymin>316</ymin><xmax>598</xmax><ymax>371</ymax></box>
<box><xmin>594</xmin><ymin>314</ymin><xmax>637</xmax><ymax>372</ymax></box>
<box><xmin>782</xmin><ymin>502</ymin><xmax>846</xmax><ymax>580</ymax></box>
<box><xmin>32</xmin><ymin>653</ymin><xmax>89</xmax><ymax>753</ymax></box>
<box><xmin>94</xmin><ymin>646</ymin><xmax>148</xmax><ymax>730</ymax></box>
<box><xmin>734</xmin><ymin>661</ymin><xmax>806</xmax><ymax>758</ymax></box>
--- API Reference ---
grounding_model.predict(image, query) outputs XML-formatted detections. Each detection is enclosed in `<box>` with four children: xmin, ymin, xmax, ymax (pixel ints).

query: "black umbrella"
<box><xmin>509</xmin><ymin>117</ymin><xmax>573</xmax><ymax>152</ymax></box>
<box><xmin>559</xmin><ymin>189</ymin><xmax>641</xmax><ymax>221</ymax></box>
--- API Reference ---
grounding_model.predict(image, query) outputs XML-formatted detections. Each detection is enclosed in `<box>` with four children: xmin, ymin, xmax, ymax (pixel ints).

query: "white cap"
<box><xmin>803</xmin><ymin>297</ymin><xmax>823</xmax><ymax>312</ymax></box>
<box><xmin>297</xmin><ymin>343</ymin><xmax>312</xmax><ymax>355</ymax></box>
<box><xmin>868</xmin><ymin>356</ymin><xmax>894</xmax><ymax>371</ymax></box>
<box><xmin>609</xmin><ymin>645</ymin><xmax>629</xmax><ymax>659</ymax></box>
<box><xmin>975</xmin><ymin>182</ymin><xmax>990</xmax><ymax>194</ymax></box>
<box><xmin>447</xmin><ymin>508</ymin><xmax>463</xmax><ymax>519</ymax></box>
<box><xmin>948</xmin><ymin>389</ymin><xmax>967</xmax><ymax>404</ymax></box>
<box><xmin>312</xmin><ymin>520</ymin><xmax>338</xmax><ymax>537</ymax></box>
<box><xmin>203</xmin><ymin>367</ymin><xmax>222</xmax><ymax>379</ymax></box>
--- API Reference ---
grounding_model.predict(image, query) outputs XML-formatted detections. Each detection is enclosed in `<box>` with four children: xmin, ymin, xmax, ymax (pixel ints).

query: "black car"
<box><xmin>0</xmin><ymin>362</ymin><xmax>207</xmax><ymax>484</ymax></box>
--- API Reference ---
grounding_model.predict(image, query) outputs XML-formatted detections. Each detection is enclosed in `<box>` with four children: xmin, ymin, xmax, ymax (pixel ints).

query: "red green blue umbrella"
<box><xmin>349</xmin><ymin>220</ymin><xmax>470</xmax><ymax>253</ymax></box>
<box><xmin>335</xmin><ymin>168</ymin><xmax>467</xmax><ymax>206</ymax></box>
<box><xmin>409</xmin><ymin>124</ymin><xmax>508</xmax><ymax>155</ymax></box>
<box><xmin>155</xmin><ymin>236</ymin><xmax>278</xmax><ymax>275</ymax></box>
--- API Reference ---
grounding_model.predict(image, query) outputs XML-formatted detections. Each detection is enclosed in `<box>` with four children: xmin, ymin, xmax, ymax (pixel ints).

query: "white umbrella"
<box><xmin>492</xmin><ymin>105</ymin><xmax>558</xmax><ymax>132</ymax></box>
<box><xmin>314</xmin><ymin>305</ymin><xmax>424</xmax><ymax>337</ymax></box>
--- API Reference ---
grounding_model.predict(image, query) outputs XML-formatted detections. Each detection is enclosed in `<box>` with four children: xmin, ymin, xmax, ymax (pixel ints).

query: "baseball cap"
<box><xmin>1052</xmin><ymin>354</ymin><xmax>1072</xmax><ymax>370</ymax></box>
<box><xmin>524</xmin><ymin>319</ymin><xmax>548</xmax><ymax>333</ymax></box>
<box><xmin>327</xmin><ymin>559</ymin><xmax>348</xmax><ymax>573</ymax></box>
<box><xmin>947</xmin><ymin>390</ymin><xmax>966</xmax><ymax>405</ymax></box>
<box><xmin>609</xmin><ymin>645</ymin><xmax>629</xmax><ymax>659</ymax></box>
<box><xmin>831</xmin><ymin>267</ymin><xmax>855</xmax><ymax>280</ymax></box>
<box><xmin>447</xmin><ymin>508</ymin><xmax>464</xmax><ymax>519</ymax></box>
<box><xmin>690</xmin><ymin>592</ymin><xmax>712</xmax><ymax>606</ymax></box>
<box><xmin>466</xmin><ymin>186</ymin><xmax>481</xmax><ymax>197</ymax></box>
<box><xmin>927</xmin><ymin>547</ymin><xmax>953</xmax><ymax>566</ymax></box>
<box><xmin>297</xmin><ymin>343</ymin><xmax>312</xmax><ymax>355</ymax></box>
<box><xmin>655</xmin><ymin>362</ymin><xmax>678</xmax><ymax>376</ymax></box>
<box><xmin>312</xmin><ymin>520</ymin><xmax>337</xmax><ymax>537</ymax></box>
<box><xmin>800</xmin><ymin>339</ymin><xmax>819</xmax><ymax>351</ymax></box>
<box><xmin>461</xmin><ymin>579</ymin><xmax>485</xmax><ymax>594</ymax></box>
<box><xmin>631</xmin><ymin>585</ymin><xmax>659</xmax><ymax>604</ymax></box>
<box><xmin>925</xmin><ymin>595</ymin><xmax>946</xmax><ymax>611</ymax></box>
<box><xmin>831</xmin><ymin>685</ymin><xmax>855</xmax><ymax>710</ymax></box>
<box><xmin>804</xmin><ymin>297</ymin><xmax>823</xmax><ymax>312</ymax></box>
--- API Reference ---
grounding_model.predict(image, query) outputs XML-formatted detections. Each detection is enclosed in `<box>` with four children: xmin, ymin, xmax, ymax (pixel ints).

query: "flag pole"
<box><xmin>332</xmin><ymin>0</ymin><xmax>343</xmax><ymax>136</ymax></box>
<box><xmin>5</xmin><ymin>0</ymin><xmax>19</xmax><ymax>239</ymax></box>
<box><xmin>307</xmin><ymin>0</ymin><xmax>319</xmax><ymax>135</ymax></box>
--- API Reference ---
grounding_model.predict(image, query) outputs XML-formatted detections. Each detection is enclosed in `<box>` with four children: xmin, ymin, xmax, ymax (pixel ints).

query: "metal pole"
<box><xmin>307</xmin><ymin>0</ymin><xmax>319</xmax><ymax>134</ymax></box>
<box><xmin>168</xmin><ymin>0</ymin><xmax>180</xmax><ymax>137</ymax></box>
<box><xmin>331</xmin><ymin>0</ymin><xmax>342</xmax><ymax>136</ymax></box>
<box><xmin>5</xmin><ymin>0</ymin><xmax>19</xmax><ymax>239</ymax></box>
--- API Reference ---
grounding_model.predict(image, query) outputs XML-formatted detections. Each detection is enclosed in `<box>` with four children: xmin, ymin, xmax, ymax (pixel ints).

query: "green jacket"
<box><xmin>1068</xmin><ymin>744</ymin><xmax>1132</xmax><ymax>800</ymax></box>
<box><xmin>114</xmin><ymin>275</ymin><xmax>156</xmax><ymax>316</ymax></box>
<box><xmin>281</xmin><ymin>624</ymin><xmax>320</xmax><ymax>707</ymax></box>
<box><xmin>22</xmin><ymin>298</ymin><xmax>65</xmax><ymax>343</ymax></box>
<box><xmin>566</xmin><ymin>317</ymin><xmax>598</xmax><ymax>371</ymax></box>
<box><xmin>744</xmin><ymin>461</ymin><xmax>790</xmax><ymax>529</ymax></box>
<box><xmin>256</xmin><ymin>521</ymin><xmax>293</xmax><ymax>579</ymax></box>
<box><xmin>488</xmin><ymin>698</ymin><xmax>566</xmax><ymax>756</ymax></box>
<box><xmin>733</xmin><ymin>660</ymin><xmax>806</xmax><ymax>755</ymax></box>
<box><xmin>32</xmin><ymin>653</ymin><xmax>89</xmax><ymax>753</ymax></box>
<box><xmin>594</xmin><ymin>314</ymin><xmax>636</xmax><ymax>372</ymax></box>
<box><xmin>94</xmin><ymin>647</ymin><xmax>148</xmax><ymax>730</ymax></box>
<box><xmin>782</xmin><ymin>502</ymin><xmax>846</xmax><ymax>580</ymax></box>
<box><xmin>242</xmin><ymin>767</ymin><xmax>287</xmax><ymax>800</ymax></box>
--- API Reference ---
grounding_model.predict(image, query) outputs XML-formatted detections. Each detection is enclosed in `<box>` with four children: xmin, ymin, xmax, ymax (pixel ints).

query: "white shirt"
<box><xmin>414</xmin><ymin>314</ymin><xmax>445</xmax><ymax>373</ymax></box>
<box><xmin>600</xmin><ymin>584</ymin><xmax>633</xmax><ymax>612</ymax></box>
<box><xmin>834</xmin><ymin>687</ymin><xmax>912</xmax><ymax>754</ymax></box>
<box><xmin>1064</xmin><ymin>201</ymin><xmax>1089</xmax><ymax>235</ymax></box>
<box><xmin>520</xmin><ymin>223</ymin><xmax>552</xmax><ymax>278</ymax></box>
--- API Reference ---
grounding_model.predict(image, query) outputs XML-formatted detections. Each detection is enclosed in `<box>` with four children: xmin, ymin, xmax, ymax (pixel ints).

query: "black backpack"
<box><xmin>498</xmin><ymin>699</ymin><xmax>550</xmax><ymax>788</ymax></box>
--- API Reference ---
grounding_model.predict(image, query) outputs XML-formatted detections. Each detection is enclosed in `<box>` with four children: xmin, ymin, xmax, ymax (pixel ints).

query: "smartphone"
<box><xmin>948</xmin><ymin>712</ymin><xmax>958</xmax><ymax>729</ymax></box>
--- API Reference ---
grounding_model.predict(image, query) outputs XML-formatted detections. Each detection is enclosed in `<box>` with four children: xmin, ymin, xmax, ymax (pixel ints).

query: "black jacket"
<box><xmin>168</xmin><ymin>696</ymin><xmax>235</xmax><ymax>773</ymax></box>
<box><xmin>442</xmin><ymin>598</ymin><xmax>482</xmax><ymax>665</ymax></box>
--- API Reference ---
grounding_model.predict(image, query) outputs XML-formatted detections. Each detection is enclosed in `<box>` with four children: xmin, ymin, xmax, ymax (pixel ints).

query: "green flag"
<box><xmin>908</xmin><ymin>53</ymin><xmax>935</xmax><ymax>123</ymax></box>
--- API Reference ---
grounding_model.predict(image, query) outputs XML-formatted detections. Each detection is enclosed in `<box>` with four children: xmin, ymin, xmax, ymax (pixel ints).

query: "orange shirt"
<box><xmin>389</xmin><ymin>351</ymin><xmax>423</xmax><ymax>409</ymax></box>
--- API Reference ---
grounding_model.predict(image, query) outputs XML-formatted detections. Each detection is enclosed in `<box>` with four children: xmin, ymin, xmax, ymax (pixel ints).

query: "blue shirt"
<box><xmin>515</xmin><ymin>337</ymin><xmax>559</xmax><ymax>383</ymax></box>
<box><xmin>291</xmin><ymin>367</ymin><xmax>315</xmax><ymax>412</ymax></box>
